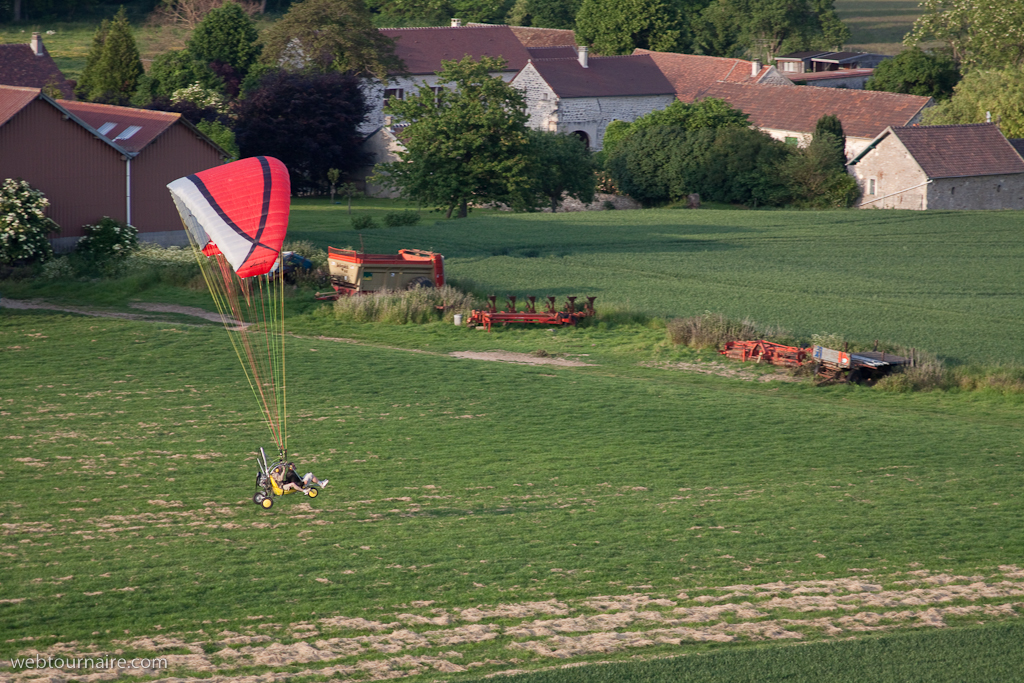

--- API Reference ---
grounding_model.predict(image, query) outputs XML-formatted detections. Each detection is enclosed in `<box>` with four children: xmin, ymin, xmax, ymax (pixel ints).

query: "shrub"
<box><xmin>382</xmin><ymin>211</ymin><xmax>421</xmax><ymax>227</ymax></box>
<box><xmin>352</xmin><ymin>215</ymin><xmax>377</xmax><ymax>230</ymax></box>
<box><xmin>666</xmin><ymin>312</ymin><xmax>785</xmax><ymax>349</ymax></box>
<box><xmin>0</xmin><ymin>178</ymin><xmax>59</xmax><ymax>265</ymax></box>
<box><xmin>332</xmin><ymin>285</ymin><xmax>480</xmax><ymax>324</ymax></box>
<box><xmin>76</xmin><ymin>217</ymin><xmax>138</xmax><ymax>260</ymax></box>
<box><xmin>41</xmin><ymin>255</ymin><xmax>75</xmax><ymax>281</ymax></box>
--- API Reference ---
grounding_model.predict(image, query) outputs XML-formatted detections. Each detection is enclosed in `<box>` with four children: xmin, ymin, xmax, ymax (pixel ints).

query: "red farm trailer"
<box><xmin>318</xmin><ymin>248</ymin><xmax>444</xmax><ymax>299</ymax></box>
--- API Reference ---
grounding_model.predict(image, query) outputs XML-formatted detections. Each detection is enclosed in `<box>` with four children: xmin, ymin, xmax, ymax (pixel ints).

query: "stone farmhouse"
<box><xmin>0</xmin><ymin>33</ymin><xmax>75</xmax><ymax>99</ymax></box>
<box><xmin>511</xmin><ymin>48</ymin><xmax>676</xmax><ymax>149</ymax></box>
<box><xmin>0</xmin><ymin>85</ymin><xmax>228</xmax><ymax>250</ymax></box>
<box><xmin>693</xmin><ymin>82</ymin><xmax>932</xmax><ymax>159</ymax></box>
<box><xmin>847</xmin><ymin>123</ymin><xmax>1024</xmax><ymax>210</ymax></box>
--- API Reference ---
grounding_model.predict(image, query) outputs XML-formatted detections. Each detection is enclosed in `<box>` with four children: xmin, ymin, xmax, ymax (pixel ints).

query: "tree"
<box><xmin>865</xmin><ymin>48</ymin><xmax>960</xmax><ymax>100</ymax></box>
<box><xmin>260</xmin><ymin>0</ymin><xmax>402</xmax><ymax>78</ymax></box>
<box><xmin>77</xmin><ymin>7</ymin><xmax>144</xmax><ymax>104</ymax></box>
<box><xmin>235</xmin><ymin>70</ymin><xmax>371</xmax><ymax>192</ymax></box>
<box><xmin>374</xmin><ymin>56</ymin><xmax>532</xmax><ymax>219</ymax></box>
<box><xmin>150</xmin><ymin>0</ymin><xmax>260</xmax><ymax>29</ymax></box>
<box><xmin>921</xmin><ymin>67</ymin><xmax>1024</xmax><ymax>139</ymax></box>
<box><xmin>133</xmin><ymin>49</ymin><xmax>224</xmax><ymax>105</ymax></box>
<box><xmin>0</xmin><ymin>179</ymin><xmax>59</xmax><ymax>265</ymax></box>
<box><xmin>601</xmin><ymin>98</ymin><xmax>750</xmax><ymax>158</ymax></box>
<box><xmin>75</xmin><ymin>19</ymin><xmax>109</xmax><ymax>101</ymax></box>
<box><xmin>575</xmin><ymin>0</ymin><xmax>686</xmax><ymax>55</ymax></box>
<box><xmin>521</xmin><ymin>130</ymin><xmax>597</xmax><ymax>212</ymax></box>
<box><xmin>692</xmin><ymin>0</ymin><xmax>849</xmax><ymax>61</ymax></box>
<box><xmin>187</xmin><ymin>1</ymin><xmax>261</xmax><ymax>79</ymax></box>
<box><xmin>780</xmin><ymin>136</ymin><xmax>859</xmax><ymax>208</ymax></box>
<box><xmin>812</xmin><ymin>113</ymin><xmax>846</xmax><ymax>167</ymax></box>
<box><xmin>905</xmin><ymin>0</ymin><xmax>1024</xmax><ymax>71</ymax></box>
<box><xmin>507</xmin><ymin>0</ymin><xmax>579</xmax><ymax>29</ymax></box>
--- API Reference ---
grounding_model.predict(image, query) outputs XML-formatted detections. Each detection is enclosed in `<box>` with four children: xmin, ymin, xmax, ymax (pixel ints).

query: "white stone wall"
<box><xmin>513</xmin><ymin>65</ymin><xmax>675</xmax><ymax>149</ymax></box>
<box><xmin>848</xmin><ymin>134</ymin><xmax>929</xmax><ymax>209</ymax></box>
<box><xmin>761</xmin><ymin>128</ymin><xmax>873</xmax><ymax>160</ymax></box>
<box><xmin>927</xmin><ymin>175</ymin><xmax>1024</xmax><ymax>210</ymax></box>
<box><xmin>361</xmin><ymin>71</ymin><xmax>514</xmax><ymax>135</ymax></box>
<box><xmin>359</xmin><ymin>128</ymin><xmax>405</xmax><ymax>198</ymax></box>
<box><xmin>757</xmin><ymin>66</ymin><xmax>794</xmax><ymax>87</ymax></box>
<box><xmin>512</xmin><ymin>64</ymin><xmax>560</xmax><ymax>132</ymax></box>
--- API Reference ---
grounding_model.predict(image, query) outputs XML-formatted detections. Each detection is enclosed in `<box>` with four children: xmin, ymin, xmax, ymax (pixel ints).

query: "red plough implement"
<box><xmin>467</xmin><ymin>296</ymin><xmax>596</xmax><ymax>332</ymax></box>
<box><xmin>719</xmin><ymin>340</ymin><xmax>811</xmax><ymax>367</ymax></box>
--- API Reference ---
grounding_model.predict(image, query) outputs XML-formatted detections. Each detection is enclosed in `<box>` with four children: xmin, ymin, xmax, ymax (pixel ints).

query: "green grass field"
<box><xmin>1</xmin><ymin>205</ymin><xmax>1023</xmax><ymax>682</ymax></box>
<box><xmin>833</xmin><ymin>0</ymin><xmax>921</xmax><ymax>55</ymax></box>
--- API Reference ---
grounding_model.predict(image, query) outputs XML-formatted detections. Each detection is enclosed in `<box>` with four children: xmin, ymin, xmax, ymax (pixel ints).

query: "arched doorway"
<box><xmin>571</xmin><ymin>130</ymin><xmax>590</xmax><ymax>148</ymax></box>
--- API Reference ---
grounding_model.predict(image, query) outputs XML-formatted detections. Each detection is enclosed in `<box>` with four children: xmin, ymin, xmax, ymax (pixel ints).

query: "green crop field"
<box><xmin>2</xmin><ymin>204</ymin><xmax>1023</xmax><ymax>682</ymax></box>
<box><xmin>833</xmin><ymin>0</ymin><xmax>922</xmax><ymax>55</ymax></box>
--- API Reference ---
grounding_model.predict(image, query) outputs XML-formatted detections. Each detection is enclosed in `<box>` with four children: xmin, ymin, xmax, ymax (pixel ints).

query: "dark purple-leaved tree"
<box><xmin>234</xmin><ymin>70</ymin><xmax>369</xmax><ymax>193</ymax></box>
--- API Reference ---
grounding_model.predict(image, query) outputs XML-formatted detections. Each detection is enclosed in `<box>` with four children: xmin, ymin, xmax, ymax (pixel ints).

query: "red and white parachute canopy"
<box><xmin>167</xmin><ymin>156</ymin><xmax>291</xmax><ymax>278</ymax></box>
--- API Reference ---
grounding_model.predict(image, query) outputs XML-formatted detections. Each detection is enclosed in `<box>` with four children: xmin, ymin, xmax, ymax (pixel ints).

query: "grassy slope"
<box><xmin>289</xmin><ymin>200</ymin><xmax>1024</xmax><ymax>366</ymax></box>
<box><xmin>833</xmin><ymin>0</ymin><xmax>921</xmax><ymax>55</ymax></box>
<box><xmin>1</xmin><ymin>298</ymin><xmax>1022</xmax><ymax>679</ymax></box>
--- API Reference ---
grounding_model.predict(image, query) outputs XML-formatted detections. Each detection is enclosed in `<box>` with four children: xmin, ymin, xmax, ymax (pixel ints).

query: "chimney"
<box><xmin>751</xmin><ymin>60</ymin><xmax>762</xmax><ymax>77</ymax></box>
<box><xmin>30</xmin><ymin>32</ymin><xmax>43</xmax><ymax>57</ymax></box>
<box><xmin>451</xmin><ymin>17</ymin><xmax>461</xmax><ymax>27</ymax></box>
<box><xmin>578</xmin><ymin>45</ymin><xmax>588</xmax><ymax>68</ymax></box>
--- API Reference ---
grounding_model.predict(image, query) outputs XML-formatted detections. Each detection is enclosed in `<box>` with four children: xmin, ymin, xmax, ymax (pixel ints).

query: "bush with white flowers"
<box><xmin>76</xmin><ymin>217</ymin><xmax>138</xmax><ymax>260</ymax></box>
<box><xmin>171</xmin><ymin>82</ymin><xmax>229</xmax><ymax>113</ymax></box>
<box><xmin>0</xmin><ymin>178</ymin><xmax>59</xmax><ymax>265</ymax></box>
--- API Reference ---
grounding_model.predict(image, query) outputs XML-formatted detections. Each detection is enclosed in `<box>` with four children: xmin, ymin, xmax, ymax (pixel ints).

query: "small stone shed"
<box><xmin>847</xmin><ymin>123</ymin><xmax>1024</xmax><ymax>210</ymax></box>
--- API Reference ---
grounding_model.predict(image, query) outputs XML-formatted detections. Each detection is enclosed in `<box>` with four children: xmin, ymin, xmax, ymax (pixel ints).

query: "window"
<box><xmin>785</xmin><ymin>136</ymin><xmax>798</xmax><ymax>146</ymax></box>
<box><xmin>868</xmin><ymin>179</ymin><xmax>876</xmax><ymax>195</ymax></box>
<box><xmin>383</xmin><ymin>88</ymin><xmax>404</xmax><ymax>106</ymax></box>
<box><xmin>114</xmin><ymin>125</ymin><xmax>142</xmax><ymax>140</ymax></box>
<box><xmin>97</xmin><ymin>122</ymin><xmax>117</xmax><ymax>135</ymax></box>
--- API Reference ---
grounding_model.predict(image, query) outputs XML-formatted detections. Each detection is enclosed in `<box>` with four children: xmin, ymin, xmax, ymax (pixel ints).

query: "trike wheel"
<box><xmin>308</xmin><ymin>487</ymin><xmax>319</xmax><ymax>498</ymax></box>
<box><xmin>253</xmin><ymin>492</ymin><xmax>266</xmax><ymax>505</ymax></box>
<box><xmin>261</xmin><ymin>497</ymin><xmax>274</xmax><ymax>509</ymax></box>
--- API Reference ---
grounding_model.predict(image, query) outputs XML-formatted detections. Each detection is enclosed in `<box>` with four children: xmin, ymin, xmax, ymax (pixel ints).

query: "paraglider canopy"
<box><xmin>168</xmin><ymin>156</ymin><xmax>290</xmax><ymax>278</ymax></box>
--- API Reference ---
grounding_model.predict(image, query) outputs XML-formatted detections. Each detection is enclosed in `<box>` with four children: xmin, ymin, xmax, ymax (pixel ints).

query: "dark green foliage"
<box><xmin>607</xmin><ymin>125</ymin><xmax>692</xmax><ymax>205</ymax></box>
<box><xmin>374</xmin><ymin>56</ymin><xmax>531</xmax><ymax>219</ymax></box>
<box><xmin>692</xmin><ymin>0</ymin><xmax>850</xmax><ymax>61</ymax></box>
<box><xmin>693</xmin><ymin>126</ymin><xmax>793</xmax><ymax>206</ymax></box>
<box><xmin>351</xmin><ymin>215</ymin><xmax>377</xmax><ymax>230</ymax></box>
<box><xmin>80</xmin><ymin>6</ymin><xmax>143</xmax><ymax>104</ymax></box>
<box><xmin>75</xmin><ymin>216</ymin><xmax>138</xmax><ymax>260</ymax></box>
<box><xmin>133</xmin><ymin>49</ymin><xmax>223</xmax><ymax>104</ymax></box>
<box><xmin>631</xmin><ymin>97</ymin><xmax>750</xmax><ymax>134</ymax></box>
<box><xmin>195</xmin><ymin>119</ymin><xmax>238</xmax><ymax>158</ymax></box>
<box><xmin>186</xmin><ymin>0</ymin><xmax>261</xmax><ymax>79</ymax></box>
<box><xmin>74</xmin><ymin>18</ymin><xmax>109</xmax><ymax>100</ymax></box>
<box><xmin>575</xmin><ymin>0</ymin><xmax>686</xmax><ymax>55</ymax></box>
<box><xmin>812</xmin><ymin>114</ymin><xmax>846</xmax><ymax>168</ymax></box>
<box><xmin>234</xmin><ymin>70</ymin><xmax>370</xmax><ymax>194</ymax></box>
<box><xmin>865</xmin><ymin>48</ymin><xmax>961</xmax><ymax>101</ymax></box>
<box><xmin>506</xmin><ymin>0</ymin><xmax>578</xmax><ymax>29</ymax></box>
<box><xmin>921</xmin><ymin>67</ymin><xmax>1024</xmax><ymax>138</ymax></box>
<box><xmin>780</xmin><ymin>137</ymin><xmax>860</xmax><ymax>208</ymax></box>
<box><xmin>260</xmin><ymin>0</ymin><xmax>402</xmax><ymax>78</ymax></box>
<box><xmin>520</xmin><ymin>130</ymin><xmax>597</xmax><ymax>212</ymax></box>
<box><xmin>382</xmin><ymin>211</ymin><xmax>420</xmax><ymax>227</ymax></box>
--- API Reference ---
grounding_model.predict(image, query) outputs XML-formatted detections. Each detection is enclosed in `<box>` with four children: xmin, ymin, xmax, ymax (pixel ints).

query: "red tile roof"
<box><xmin>888</xmin><ymin>123</ymin><xmax>1024</xmax><ymax>179</ymax></box>
<box><xmin>507</xmin><ymin>26</ymin><xmax>577</xmax><ymax>48</ymax></box>
<box><xmin>632</xmin><ymin>49</ymin><xmax>777</xmax><ymax>101</ymax></box>
<box><xmin>60</xmin><ymin>100</ymin><xmax>180</xmax><ymax>154</ymax></box>
<box><xmin>0</xmin><ymin>40</ymin><xmax>75</xmax><ymax>99</ymax></box>
<box><xmin>700</xmin><ymin>82</ymin><xmax>932</xmax><ymax>139</ymax></box>
<box><xmin>0</xmin><ymin>84</ymin><xmax>40</xmax><ymax>126</ymax></box>
<box><xmin>529</xmin><ymin>54</ymin><xmax>675</xmax><ymax>98</ymax></box>
<box><xmin>380</xmin><ymin>25</ymin><xmax>532</xmax><ymax>75</ymax></box>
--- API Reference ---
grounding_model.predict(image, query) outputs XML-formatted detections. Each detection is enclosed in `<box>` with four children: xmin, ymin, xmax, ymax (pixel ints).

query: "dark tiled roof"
<box><xmin>777</xmin><ymin>51</ymin><xmax>831</xmax><ymax>60</ymax></box>
<box><xmin>701</xmin><ymin>82</ymin><xmax>932</xmax><ymax>139</ymax></box>
<box><xmin>508</xmin><ymin>26</ymin><xmax>577</xmax><ymax>48</ymax></box>
<box><xmin>796</xmin><ymin>68</ymin><xmax>875</xmax><ymax>81</ymax></box>
<box><xmin>1009</xmin><ymin>138</ymin><xmax>1024</xmax><ymax>159</ymax></box>
<box><xmin>632</xmin><ymin>49</ymin><xmax>778</xmax><ymax>101</ymax></box>
<box><xmin>60</xmin><ymin>100</ymin><xmax>180</xmax><ymax>154</ymax></box>
<box><xmin>526</xmin><ymin>46</ymin><xmax>577</xmax><ymax>60</ymax></box>
<box><xmin>0</xmin><ymin>84</ymin><xmax>39</xmax><ymax>126</ymax></box>
<box><xmin>813</xmin><ymin>52</ymin><xmax>864</xmax><ymax>62</ymax></box>
<box><xmin>529</xmin><ymin>54</ymin><xmax>675</xmax><ymax>98</ymax></box>
<box><xmin>380</xmin><ymin>25</ymin><xmax>532</xmax><ymax>74</ymax></box>
<box><xmin>890</xmin><ymin>123</ymin><xmax>1024</xmax><ymax>179</ymax></box>
<box><xmin>0</xmin><ymin>41</ymin><xmax>75</xmax><ymax>99</ymax></box>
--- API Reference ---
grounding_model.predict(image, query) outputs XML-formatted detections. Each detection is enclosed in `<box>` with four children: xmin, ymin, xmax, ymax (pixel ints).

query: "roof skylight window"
<box><xmin>97</xmin><ymin>122</ymin><xmax>116</xmax><ymax>135</ymax></box>
<box><xmin>114</xmin><ymin>125</ymin><xmax>142</xmax><ymax>140</ymax></box>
